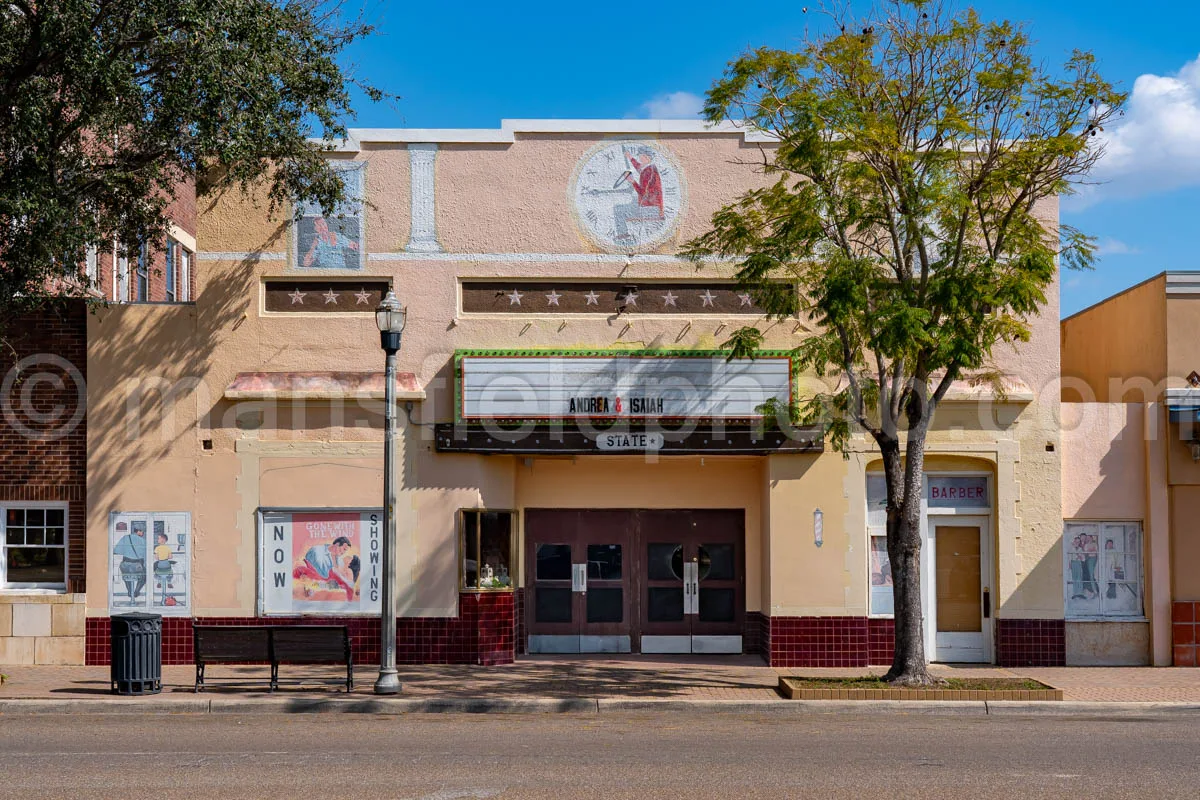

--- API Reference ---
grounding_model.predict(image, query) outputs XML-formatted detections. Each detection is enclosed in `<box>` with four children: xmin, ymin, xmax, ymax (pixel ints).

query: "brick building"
<box><xmin>0</xmin><ymin>180</ymin><xmax>195</xmax><ymax>664</ymax></box>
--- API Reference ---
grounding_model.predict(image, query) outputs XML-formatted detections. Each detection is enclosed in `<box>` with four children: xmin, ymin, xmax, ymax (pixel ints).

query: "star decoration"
<box><xmin>738</xmin><ymin>293</ymin><xmax>753</xmax><ymax>307</ymax></box>
<box><xmin>354</xmin><ymin>288</ymin><xmax>371</xmax><ymax>305</ymax></box>
<box><xmin>545</xmin><ymin>290</ymin><xmax>562</xmax><ymax>306</ymax></box>
<box><xmin>700</xmin><ymin>289</ymin><xmax>716</xmax><ymax>307</ymax></box>
<box><xmin>323</xmin><ymin>288</ymin><xmax>339</xmax><ymax>305</ymax></box>
<box><xmin>584</xmin><ymin>290</ymin><xmax>600</xmax><ymax>305</ymax></box>
<box><xmin>661</xmin><ymin>291</ymin><xmax>678</xmax><ymax>307</ymax></box>
<box><xmin>507</xmin><ymin>289</ymin><xmax>524</xmax><ymax>306</ymax></box>
<box><xmin>288</xmin><ymin>289</ymin><xmax>306</xmax><ymax>305</ymax></box>
<box><xmin>622</xmin><ymin>292</ymin><xmax>639</xmax><ymax>307</ymax></box>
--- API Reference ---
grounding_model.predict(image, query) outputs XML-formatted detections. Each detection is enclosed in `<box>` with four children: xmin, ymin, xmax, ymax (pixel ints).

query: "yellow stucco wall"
<box><xmin>84</xmin><ymin>128</ymin><xmax>1066</xmax><ymax>632</ymax></box>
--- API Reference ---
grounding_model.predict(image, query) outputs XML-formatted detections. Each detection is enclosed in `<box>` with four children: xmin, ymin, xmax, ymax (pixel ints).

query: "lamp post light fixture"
<box><xmin>374</xmin><ymin>289</ymin><xmax>406</xmax><ymax>695</ymax></box>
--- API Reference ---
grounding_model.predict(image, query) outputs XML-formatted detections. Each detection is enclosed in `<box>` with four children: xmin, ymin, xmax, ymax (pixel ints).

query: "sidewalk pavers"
<box><xmin>2</xmin><ymin>656</ymin><xmax>1200</xmax><ymax>711</ymax></box>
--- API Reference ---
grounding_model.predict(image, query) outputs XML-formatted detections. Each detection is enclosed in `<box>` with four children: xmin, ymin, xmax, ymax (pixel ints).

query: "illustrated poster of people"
<box><xmin>869</xmin><ymin>537</ymin><xmax>894</xmax><ymax>615</ymax></box>
<box><xmin>259</xmin><ymin>509</ymin><xmax>382</xmax><ymax>615</ymax></box>
<box><xmin>109</xmin><ymin>512</ymin><xmax>191</xmax><ymax>615</ymax></box>
<box><xmin>110</xmin><ymin>514</ymin><xmax>148</xmax><ymax>609</ymax></box>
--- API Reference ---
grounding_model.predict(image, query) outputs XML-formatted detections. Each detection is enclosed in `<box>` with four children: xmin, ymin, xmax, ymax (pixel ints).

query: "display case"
<box><xmin>459</xmin><ymin>509</ymin><xmax>516</xmax><ymax>591</ymax></box>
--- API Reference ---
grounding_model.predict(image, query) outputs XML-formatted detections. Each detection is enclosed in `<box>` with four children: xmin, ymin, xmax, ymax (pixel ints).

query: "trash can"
<box><xmin>110</xmin><ymin>613</ymin><xmax>162</xmax><ymax>695</ymax></box>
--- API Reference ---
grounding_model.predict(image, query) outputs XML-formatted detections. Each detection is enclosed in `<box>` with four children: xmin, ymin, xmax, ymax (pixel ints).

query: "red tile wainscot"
<box><xmin>995</xmin><ymin>618</ymin><xmax>1066</xmax><ymax>667</ymax></box>
<box><xmin>86</xmin><ymin>592</ymin><xmax>516</xmax><ymax>666</ymax></box>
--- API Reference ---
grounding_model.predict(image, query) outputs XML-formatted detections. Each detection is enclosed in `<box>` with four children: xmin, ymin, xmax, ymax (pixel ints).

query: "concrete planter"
<box><xmin>778</xmin><ymin>677</ymin><xmax>1062</xmax><ymax>701</ymax></box>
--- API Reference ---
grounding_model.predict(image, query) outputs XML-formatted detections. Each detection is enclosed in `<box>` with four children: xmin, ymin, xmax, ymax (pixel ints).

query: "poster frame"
<box><xmin>256</xmin><ymin>506</ymin><xmax>384</xmax><ymax>618</ymax></box>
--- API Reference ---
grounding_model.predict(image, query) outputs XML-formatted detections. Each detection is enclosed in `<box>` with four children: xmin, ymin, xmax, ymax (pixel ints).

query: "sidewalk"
<box><xmin>2</xmin><ymin>656</ymin><xmax>1200</xmax><ymax>712</ymax></box>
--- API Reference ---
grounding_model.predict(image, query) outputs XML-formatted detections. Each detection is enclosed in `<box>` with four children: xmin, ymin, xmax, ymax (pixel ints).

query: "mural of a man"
<box><xmin>293</xmin><ymin>535</ymin><xmax>357</xmax><ymax>600</ymax></box>
<box><xmin>613</xmin><ymin>147</ymin><xmax>665</xmax><ymax>242</ymax></box>
<box><xmin>113</xmin><ymin>521</ymin><xmax>147</xmax><ymax>603</ymax></box>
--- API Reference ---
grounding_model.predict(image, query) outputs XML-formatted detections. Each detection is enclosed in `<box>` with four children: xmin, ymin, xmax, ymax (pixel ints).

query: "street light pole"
<box><xmin>374</xmin><ymin>290</ymin><xmax>406</xmax><ymax>695</ymax></box>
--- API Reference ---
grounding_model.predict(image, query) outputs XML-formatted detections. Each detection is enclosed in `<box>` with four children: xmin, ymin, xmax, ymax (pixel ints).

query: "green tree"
<box><xmin>0</xmin><ymin>0</ymin><xmax>385</xmax><ymax>340</ymax></box>
<box><xmin>687</xmin><ymin>0</ymin><xmax>1120</xmax><ymax>684</ymax></box>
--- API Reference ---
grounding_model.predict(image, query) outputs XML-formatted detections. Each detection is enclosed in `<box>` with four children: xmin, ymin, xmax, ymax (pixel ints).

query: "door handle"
<box><xmin>572</xmin><ymin>563</ymin><xmax>587</xmax><ymax>594</ymax></box>
<box><xmin>982</xmin><ymin>587</ymin><xmax>991</xmax><ymax>619</ymax></box>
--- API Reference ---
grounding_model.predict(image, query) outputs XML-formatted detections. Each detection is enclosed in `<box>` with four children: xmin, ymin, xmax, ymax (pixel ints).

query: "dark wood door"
<box><xmin>525</xmin><ymin>510</ymin><xmax>580</xmax><ymax>642</ymax></box>
<box><xmin>525</xmin><ymin>509</ymin><xmax>634</xmax><ymax>652</ymax></box>
<box><xmin>526</xmin><ymin>508</ymin><xmax>743</xmax><ymax>654</ymax></box>
<box><xmin>689</xmin><ymin>509</ymin><xmax>745</xmax><ymax>638</ymax></box>
<box><xmin>638</xmin><ymin>510</ymin><xmax>693</xmax><ymax>640</ymax></box>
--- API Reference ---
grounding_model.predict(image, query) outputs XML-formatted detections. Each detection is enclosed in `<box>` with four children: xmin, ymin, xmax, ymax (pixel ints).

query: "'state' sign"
<box><xmin>457</xmin><ymin>353</ymin><xmax>792</xmax><ymax>420</ymax></box>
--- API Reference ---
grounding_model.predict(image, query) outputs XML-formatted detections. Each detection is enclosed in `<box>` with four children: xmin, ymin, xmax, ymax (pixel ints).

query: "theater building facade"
<box><xmin>66</xmin><ymin>121</ymin><xmax>1069</xmax><ymax>667</ymax></box>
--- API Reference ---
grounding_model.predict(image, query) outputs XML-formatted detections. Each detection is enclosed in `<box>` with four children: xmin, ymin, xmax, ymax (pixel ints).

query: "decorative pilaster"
<box><xmin>405</xmin><ymin>143</ymin><xmax>441</xmax><ymax>252</ymax></box>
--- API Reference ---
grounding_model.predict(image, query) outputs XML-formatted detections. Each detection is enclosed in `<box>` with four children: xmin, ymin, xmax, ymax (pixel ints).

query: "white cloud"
<box><xmin>1095</xmin><ymin>237</ymin><xmax>1139</xmax><ymax>256</ymax></box>
<box><xmin>1075</xmin><ymin>54</ymin><xmax>1200</xmax><ymax>206</ymax></box>
<box><xmin>636</xmin><ymin>91</ymin><xmax>705</xmax><ymax>119</ymax></box>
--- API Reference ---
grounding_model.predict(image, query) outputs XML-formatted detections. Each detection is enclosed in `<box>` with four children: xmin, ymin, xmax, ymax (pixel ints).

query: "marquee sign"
<box><xmin>455</xmin><ymin>351</ymin><xmax>793</xmax><ymax>421</ymax></box>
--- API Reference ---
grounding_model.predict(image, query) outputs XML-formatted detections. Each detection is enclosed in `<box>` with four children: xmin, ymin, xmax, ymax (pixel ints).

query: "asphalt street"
<box><xmin>0</xmin><ymin>711</ymin><xmax>1194</xmax><ymax>799</ymax></box>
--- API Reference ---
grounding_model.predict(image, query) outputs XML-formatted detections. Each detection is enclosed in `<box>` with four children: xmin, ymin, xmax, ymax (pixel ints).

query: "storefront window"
<box><xmin>460</xmin><ymin>510</ymin><xmax>515</xmax><ymax>591</ymax></box>
<box><xmin>1064</xmin><ymin>521</ymin><xmax>1143</xmax><ymax>618</ymax></box>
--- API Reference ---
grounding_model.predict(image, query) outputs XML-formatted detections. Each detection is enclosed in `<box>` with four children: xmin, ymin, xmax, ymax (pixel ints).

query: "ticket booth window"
<box><xmin>460</xmin><ymin>510</ymin><xmax>515</xmax><ymax>591</ymax></box>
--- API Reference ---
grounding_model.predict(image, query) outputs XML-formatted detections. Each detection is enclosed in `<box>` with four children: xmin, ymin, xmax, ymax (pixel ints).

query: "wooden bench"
<box><xmin>270</xmin><ymin>625</ymin><xmax>354</xmax><ymax>692</ymax></box>
<box><xmin>192</xmin><ymin>625</ymin><xmax>353</xmax><ymax>692</ymax></box>
<box><xmin>193</xmin><ymin>626</ymin><xmax>271</xmax><ymax>692</ymax></box>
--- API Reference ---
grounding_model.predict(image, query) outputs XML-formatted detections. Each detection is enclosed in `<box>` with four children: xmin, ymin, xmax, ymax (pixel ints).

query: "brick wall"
<box><xmin>94</xmin><ymin>177</ymin><xmax>197</xmax><ymax>303</ymax></box>
<box><xmin>0</xmin><ymin>301</ymin><xmax>88</xmax><ymax>592</ymax></box>
<box><xmin>86</xmin><ymin>592</ymin><xmax>517</xmax><ymax>667</ymax></box>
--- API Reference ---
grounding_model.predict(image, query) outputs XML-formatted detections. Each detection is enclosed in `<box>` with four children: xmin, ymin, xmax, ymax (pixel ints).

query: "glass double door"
<box><xmin>526</xmin><ymin>509</ymin><xmax>744</xmax><ymax>655</ymax></box>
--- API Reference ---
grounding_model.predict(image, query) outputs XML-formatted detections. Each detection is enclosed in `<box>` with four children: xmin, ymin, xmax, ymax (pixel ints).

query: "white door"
<box><xmin>928</xmin><ymin>518</ymin><xmax>991</xmax><ymax>663</ymax></box>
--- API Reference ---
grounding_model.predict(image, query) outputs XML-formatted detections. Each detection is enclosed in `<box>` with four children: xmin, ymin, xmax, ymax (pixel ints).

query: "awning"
<box><xmin>224</xmin><ymin>371</ymin><xmax>425</xmax><ymax>401</ymax></box>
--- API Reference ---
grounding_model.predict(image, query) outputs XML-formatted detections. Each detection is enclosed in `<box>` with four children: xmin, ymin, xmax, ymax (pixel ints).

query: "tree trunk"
<box><xmin>882</xmin><ymin>427</ymin><xmax>936</xmax><ymax>686</ymax></box>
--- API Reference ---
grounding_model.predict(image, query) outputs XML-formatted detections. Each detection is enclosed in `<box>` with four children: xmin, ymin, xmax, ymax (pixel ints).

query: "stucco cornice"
<box><xmin>311</xmin><ymin>119</ymin><xmax>778</xmax><ymax>151</ymax></box>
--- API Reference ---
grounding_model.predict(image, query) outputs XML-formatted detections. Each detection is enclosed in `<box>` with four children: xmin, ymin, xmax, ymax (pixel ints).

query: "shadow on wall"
<box><xmin>86</xmin><ymin>248</ymin><xmax>263</xmax><ymax>550</ymax></box>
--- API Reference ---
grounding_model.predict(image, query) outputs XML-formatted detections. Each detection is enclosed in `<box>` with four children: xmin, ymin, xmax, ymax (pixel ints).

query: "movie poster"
<box><xmin>108</xmin><ymin>512</ymin><xmax>191</xmax><ymax>616</ymax></box>
<box><xmin>259</xmin><ymin>509</ymin><xmax>383</xmax><ymax>615</ymax></box>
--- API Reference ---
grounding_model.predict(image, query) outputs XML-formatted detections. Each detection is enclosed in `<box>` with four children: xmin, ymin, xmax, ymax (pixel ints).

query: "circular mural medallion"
<box><xmin>569</xmin><ymin>140</ymin><xmax>686</xmax><ymax>253</ymax></box>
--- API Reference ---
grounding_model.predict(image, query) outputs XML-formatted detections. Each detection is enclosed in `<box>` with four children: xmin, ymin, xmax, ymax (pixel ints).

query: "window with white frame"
<box><xmin>866</xmin><ymin>474</ymin><xmax>893</xmax><ymax>615</ymax></box>
<box><xmin>165</xmin><ymin>238</ymin><xmax>178</xmax><ymax>302</ymax></box>
<box><xmin>135</xmin><ymin>242</ymin><xmax>149</xmax><ymax>301</ymax></box>
<box><xmin>295</xmin><ymin>162</ymin><xmax>365</xmax><ymax>270</ymax></box>
<box><xmin>1064</xmin><ymin>521</ymin><xmax>1143</xmax><ymax>618</ymax></box>
<box><xmin>2</xmin><ymin>505</ymin><xmax>68</xmax><ymax>589</ymax></box>
<box><xmin>179</xmin><ymin>247</ymin><xmax>191</xmax><ymax>301</ymax></box>
<box><xmin>85</xmin><ymin>245</ymin><xmax>99</xmax><ymax>288</ymax></box>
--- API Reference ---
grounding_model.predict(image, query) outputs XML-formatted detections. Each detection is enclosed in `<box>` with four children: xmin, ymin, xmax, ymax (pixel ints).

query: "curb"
<box><xmin>3</xmin><ymin>696</ymin><xmax>1200</xmax><ymax>716</ymax></box>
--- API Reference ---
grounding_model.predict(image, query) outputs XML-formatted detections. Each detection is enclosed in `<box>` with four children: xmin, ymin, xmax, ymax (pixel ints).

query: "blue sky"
<box><xmin>342</xmin><ymin>0</ymin><xmax>1200</xmax><ymax>317</ymax></box>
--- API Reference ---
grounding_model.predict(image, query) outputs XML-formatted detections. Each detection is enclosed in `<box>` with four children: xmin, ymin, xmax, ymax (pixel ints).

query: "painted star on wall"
<box><xmin>289</xmin><ymin>289</ymin><xmax>306</xmax><ymax>305</ymax></box>
<box><xmin>507</xmin><ymin>289</ymin><xmax>524</xmax><ymax>305</ymax></box>
<box><xmin>699</xmin><ymin>289</ymin><xmax>716</xmax><ymax>307</ymax></box>
<box><xmin>622</xmin><ymin>291</ymin><xmax>639</xmax><ymax>307</ymax></box>
<box><xmin>661</xmin><ymin>291</ymin><xmax>678</xmax><ymax>307</ymax></box>
<box><xmin>324</xmin><ymin>288</ymin><xmax>340</xmax><ymax>304</ymax></box>
<box><xmin>738</xmin><ymin>293</ymin><xmax>753</xmax><ymax>307</ymax></box>
<box><xmin>354</xmin><ymin>288</ymin><xmax>372</xmax><ymax>305</ymax></box>
<box><xmin>584</xmin><ymin>290</ymin><xmax>600</xmax><ymax>305</ymax></box>
<box><xmin>545</xmin><ymin>290</ymin><xmax>562</xmax><ymax>306</ymax></box>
